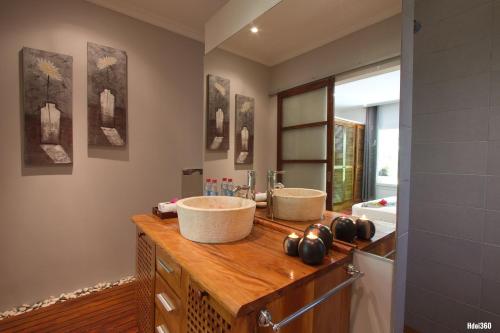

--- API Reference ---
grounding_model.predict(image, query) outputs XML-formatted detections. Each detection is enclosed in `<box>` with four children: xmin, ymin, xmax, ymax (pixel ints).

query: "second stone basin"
<box><xmin>272</xmin><ymin>188</ymin><xmax>327</xmax><ymax>221</ymax></box>
<box><xmin>176</xmin><ymin>196</ymin><xmax>256</xmax><ymax>243</ymax></box>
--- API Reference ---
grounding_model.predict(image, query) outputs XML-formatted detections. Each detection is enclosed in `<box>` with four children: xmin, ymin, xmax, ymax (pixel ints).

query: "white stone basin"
<box><xmin>272</xmin><ymin>188</ymin><xmax>327</xmax><ymax>221</ymax></box>
<box><xmin>176</xmin><ymin>196</ymin><xmax>256</xmax><ymax>243</ymax></box>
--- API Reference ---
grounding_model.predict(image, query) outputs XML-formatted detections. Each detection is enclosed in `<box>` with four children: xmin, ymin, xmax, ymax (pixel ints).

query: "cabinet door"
<box><xmin>187</xmin><ymin>280</ymin><xmax>233</xmax><ymax>333</ymax></box>
<box><xmin>136</xmin><ymin>229</ymin><xmax>156</xmax><ymax>333</ymax></box>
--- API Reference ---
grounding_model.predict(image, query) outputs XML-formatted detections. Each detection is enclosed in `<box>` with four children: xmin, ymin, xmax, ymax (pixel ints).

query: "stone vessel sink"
<box><xmin>176</xmin><ymin>196</ymin><xmax>256</xmax><ymax>243</ymax></box>
<box><xmin>272</xmin><ymin>188</ymin><xmax>327</xmax><ymax>221</ymax></box>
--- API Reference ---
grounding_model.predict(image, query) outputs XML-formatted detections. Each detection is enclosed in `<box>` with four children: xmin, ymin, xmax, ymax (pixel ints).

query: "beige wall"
<box><xmin>0</xmin><ymin>0</ymin><xmax>204</xmax><ymax>309</ymax></box>
<box><xmin>270</xmin><ymin>14</ymin><xmax>402</xmax><ymax>93</ymax></box>
<box><xmin>203</xmin><ymin>49</ymin><xmax>275</xmax><ymax>191</ymax></box>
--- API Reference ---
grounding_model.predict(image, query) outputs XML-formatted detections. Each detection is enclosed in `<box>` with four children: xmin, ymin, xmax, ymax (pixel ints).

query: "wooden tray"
<box><xmin>152</xmin><ymin>207</ymin><xmax>177</xmax><ymax>219</ymax></box>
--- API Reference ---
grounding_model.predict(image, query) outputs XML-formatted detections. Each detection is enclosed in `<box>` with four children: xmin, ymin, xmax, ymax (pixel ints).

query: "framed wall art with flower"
<box><xmin>206</xmin><ymin>74</ymin><xmax>230</xmax><ymax>151</ymax></box>
<box><xmin>21</xmin><ymin>47</ymin><xmax>73</xmax><ymax>166</ymax></box>
<box><xmin>87</xmin><ymin>42</ymin><xmax>127</xmax><ymax>146</ymax></box>
<box><xmin>234</xmin><ymin>94</ymin><xmax>254</xmax><ymax>166</ymax></box>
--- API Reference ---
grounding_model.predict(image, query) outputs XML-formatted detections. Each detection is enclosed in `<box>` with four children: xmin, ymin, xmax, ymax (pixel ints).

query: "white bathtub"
<box><xmin>351</xmin><ymin>196</ymin><xmax>397</xmax><ymax>224</ymax></box>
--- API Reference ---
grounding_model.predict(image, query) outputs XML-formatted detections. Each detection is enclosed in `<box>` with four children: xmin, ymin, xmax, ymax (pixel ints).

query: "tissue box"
<box><xmin>152</xmin><ymin>207</ymin><xmax>178</xmax><ymax>219</ymax></box>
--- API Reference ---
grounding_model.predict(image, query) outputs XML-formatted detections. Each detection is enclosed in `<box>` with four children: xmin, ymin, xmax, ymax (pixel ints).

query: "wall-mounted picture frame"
<box><xmin>87</xmin><ymin>42</ymin><xmax>127</xmax><ymax>146</ymax></box>
<box><xmin>234</xmin><ymin>94</ymin><xmax>254</xmax><ymax>165</ymax></box>
<box><xmin>22</xmin><ymin>47</ymin><xmax>73</xmax><ymax>166</ymax></box>
<box><xmin>206</xmin><ymin>74</ymin><xmax>230</xmax><ymax>151</ymax></box>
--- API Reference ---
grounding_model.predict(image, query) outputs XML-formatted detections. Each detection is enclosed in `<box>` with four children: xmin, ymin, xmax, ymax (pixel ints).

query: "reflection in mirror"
<box><xmin>334</xmin><ymin>65</ymin><xmax>400</xmax><ymax>261</ymax></box>
<box><xmin>205</xmin><ymin>0</ymin><xmax>401</xmax><ymax>253</ymax></box>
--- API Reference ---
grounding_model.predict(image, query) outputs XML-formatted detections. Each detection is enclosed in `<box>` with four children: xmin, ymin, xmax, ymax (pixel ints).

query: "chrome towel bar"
<box><xmin>257</xmin><ymin>264</ymin><xmax>364</xmax><ymax>332</ymax></box>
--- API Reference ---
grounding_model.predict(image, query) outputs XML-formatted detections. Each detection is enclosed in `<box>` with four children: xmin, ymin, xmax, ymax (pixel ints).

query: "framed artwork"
<box><xmin>22</xmin><ymin>47</ymin><xmax>73</xmax><ymax>165</ymax></box>
<box><xmin>206</xmin><ymin>74</ymin><xmax>230</xmax><ymax>151</ymax></box>
<box><xmin>234</xmin><ymin>94</ymin><xmax>254</xmax><ymax>165</ymax></box>
<box><xmin>87</xmin><ymin>42</ymin><xmax>127</xmax><ymax>146</ymax></box>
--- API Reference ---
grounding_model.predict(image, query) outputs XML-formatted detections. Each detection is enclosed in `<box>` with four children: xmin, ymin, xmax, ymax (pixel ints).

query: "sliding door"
<box><xmin>277</xmin><ymin>77</ymin><xmax>334</xmax><ymax>208</ymax></box>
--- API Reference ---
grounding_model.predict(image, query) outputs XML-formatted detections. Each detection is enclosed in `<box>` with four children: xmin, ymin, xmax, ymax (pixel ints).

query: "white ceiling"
<box><xmin>87</xmin><ymin>0</ymin><xmax>401</xmax><ymax>65</ymax></box>
<box><xmin>220</xmin><ymin>0</ymin><xmax>402</xmax><ymax>66</ymax></box>
<box><xmin>335</xmin><ymin>70</ymin><xmax>400</xmax><ymax>109</ymax></box>
<box><xmin>87</xmin><ymin>0</ymin><xmax>228</xmax><ymax>41</ymax></box>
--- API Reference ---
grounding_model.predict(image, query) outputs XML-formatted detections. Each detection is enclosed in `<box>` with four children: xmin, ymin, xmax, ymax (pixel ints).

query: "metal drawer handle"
<box><xmin>158</xmin><ymin>258</ymin><xmax>174</xmax><ymax>274</ymax></box>
<box><xmin>156</xmin><ymin>292</ymin><xmax>175</xmax><ymax>312</ymax></box>
<box><xmin>155</xmin><ymin>324</ymin><xmax>170</xmax><ymax>333</ymax></box>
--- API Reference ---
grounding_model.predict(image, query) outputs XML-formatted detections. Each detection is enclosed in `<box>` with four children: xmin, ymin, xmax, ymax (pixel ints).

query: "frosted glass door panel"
<box><xmin>282</xmin><ymin>163</ymin><xmax>326</xmax><ymax>192</ymax></box>
<box><xmin>282</xmin><ymin>87</ymin><xmax>327</xmax><ymax>127</ymax></box>
<box><xmin>282</xmin><ymin>126</ymin><xmax>327</xmax><ymax>160</ymax></box>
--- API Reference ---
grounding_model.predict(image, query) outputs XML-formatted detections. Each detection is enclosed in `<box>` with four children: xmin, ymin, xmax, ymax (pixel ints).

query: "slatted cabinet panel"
<box><xmin>187</xmin><ymin>282</ymin><xmax>232</xmax><ymax>333</ymax></box>
<box><xmin>136</xmin><ymin>229</ymin><xmax>156</xmax><ymax>333</ymax></box>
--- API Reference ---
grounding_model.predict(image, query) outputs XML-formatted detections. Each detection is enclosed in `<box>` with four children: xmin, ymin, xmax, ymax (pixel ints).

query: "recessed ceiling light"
<box><xmin>250</xmin><ymin>26</ymin><xmax>259</xmax><ymax>33</ymax></box>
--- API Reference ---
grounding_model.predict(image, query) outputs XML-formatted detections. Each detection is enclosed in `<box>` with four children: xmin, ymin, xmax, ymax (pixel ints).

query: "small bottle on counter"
<box><xmin>211</xmin><ymin>179</ymin><xmax>219</xmax><ymax>196</ymax></box>
<box><xmin>221</xmin><ymin>177</ymin><xmax>228</xmax><ymax>196</ymax></box>
<box><xmin>227</xmin><ymin>178</ymin><xmax>234</xmax><ymax>196</ymax></box>
<box><xmin>204</xmin><ymin>178</ymin><xmax>212</xmax><ymax>196</ymax></box>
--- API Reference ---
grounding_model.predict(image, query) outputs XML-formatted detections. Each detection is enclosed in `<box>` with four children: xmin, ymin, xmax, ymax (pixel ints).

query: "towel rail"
<box><xmin>257</xmin><ymin>264</ymin><xmax>364</xmax><ymax>332</ymax></box>
<box><xmin>383</xmin><ymin>249</ymin><xmax>396</xmax><ymax>258</ymax></box>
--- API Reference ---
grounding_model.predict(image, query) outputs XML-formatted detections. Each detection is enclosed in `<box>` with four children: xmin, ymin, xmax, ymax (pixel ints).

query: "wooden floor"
<box><xmin>0</xmin><ymin>282</ymin><xmax>137</xmax><ymax>333</ymax></box>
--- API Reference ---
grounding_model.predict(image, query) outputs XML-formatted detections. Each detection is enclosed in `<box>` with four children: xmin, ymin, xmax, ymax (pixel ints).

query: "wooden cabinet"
<box><xmin>134</xmin><ymin>215</ymin><xmax>354</xmax><ymax>333</ymax></box>
<box><xmin>138</xmin><ymin>251</ymin><xmax>351</xmax><ymax>333</ymax></box>
<box><xmin>137</xmin><ymin>232</ymin><xmax>235</xmax><ymax>333</ymax></box>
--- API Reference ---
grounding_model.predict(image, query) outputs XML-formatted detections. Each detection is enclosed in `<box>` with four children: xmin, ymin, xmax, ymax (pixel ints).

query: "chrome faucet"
<box><xmin>266</xmin><ymin>170</ymin><xmax>285</xmax><ymax>219</ymax></box>
<box><xmin>232</xmin><ymin>170</ymin><xmax>256</xmax><ymax>200</ymax></box>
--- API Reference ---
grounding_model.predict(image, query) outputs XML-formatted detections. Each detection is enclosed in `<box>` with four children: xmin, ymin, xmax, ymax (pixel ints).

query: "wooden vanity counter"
<box><xmin>132</xmin><ymin>214</ymin><xmax>354</xmax><ymax>333</ymax></box>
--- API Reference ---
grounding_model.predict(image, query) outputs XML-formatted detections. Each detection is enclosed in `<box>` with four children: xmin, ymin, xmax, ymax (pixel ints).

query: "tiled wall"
<box><xmin>406</xmin><ymin>0</ymin><xmax>500</xmax><ymax>331</ymax></box>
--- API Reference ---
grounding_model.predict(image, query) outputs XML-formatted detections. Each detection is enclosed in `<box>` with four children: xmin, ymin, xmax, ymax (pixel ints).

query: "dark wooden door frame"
<box><xmin>277</xmin><ymin>76</ymin><xmax>335</xmax><ymax>209</ymax></box>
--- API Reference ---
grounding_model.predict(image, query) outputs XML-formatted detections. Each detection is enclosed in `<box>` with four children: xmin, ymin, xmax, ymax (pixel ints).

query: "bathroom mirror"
<box><xmin>204</xmin><ymin>0</ymin><xmax>401</xmax><ymax>253</ymax></box>
<box><xmin>203</xmin><ymin>1</ymin><xmax>404</xmax><ymax>331</ymax></box>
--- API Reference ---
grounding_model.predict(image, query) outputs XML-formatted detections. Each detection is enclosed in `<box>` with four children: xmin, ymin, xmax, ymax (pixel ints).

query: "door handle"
<box><xmin>156</xmin><ymin>293</ymin><xmax>175</xmax><ymax>312</ymax></box>
<box><xmin>155</xmin><ymin>324</ymin><xmax>170</xmax><ymax>333</ymax></box>
<box><xmin>158</xmin><ymin>258</ymin><xmax>174</xmax><ymax>274</ymax></box>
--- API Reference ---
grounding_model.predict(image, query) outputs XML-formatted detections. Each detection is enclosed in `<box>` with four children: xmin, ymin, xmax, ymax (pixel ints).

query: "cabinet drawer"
<box><xmin>155</xmin><ymin>308</ymin><xmax>170</xmax><ymax>333</ymax></box>
<box><xmin>155</xmin><ymin>273</ymin><xmax>182</xmax><ymax>333</ymax></box>
<box><xmin>156</xmin><ymin>245</ymin><xmax>181</xmax><ymax>295</ymax></box>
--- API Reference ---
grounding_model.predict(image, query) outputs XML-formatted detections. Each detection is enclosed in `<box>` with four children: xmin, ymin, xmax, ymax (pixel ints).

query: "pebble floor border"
<box><xmin>0</xmin><ymin>276</ymin><xmax>136</xmax><ymax>321</ymax></box>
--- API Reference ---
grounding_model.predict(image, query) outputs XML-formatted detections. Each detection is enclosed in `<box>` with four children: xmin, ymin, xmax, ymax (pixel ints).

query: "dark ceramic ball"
<box><xmin>283</xmin><ymin>233</ymin><xmax>301</xmax><ymax>256</ymax></box>
<box><xmin>304</xmin><ymin>224</ymin><xmax>333</xmax><ymax>250</ymax></box>
<box><xmin>330</xmin><ymin>216</ymin><xmax>357</xmax><ymax>243</ymax></box>
<box><xmin>356</xmin><ymin>218</ymin><xmax>376</xmax><ymax>240</ymax></box>
<box><xmin>298</xmin><ymin>235</ymin><xmax>326</xmax><ymax>265</ymax></box>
